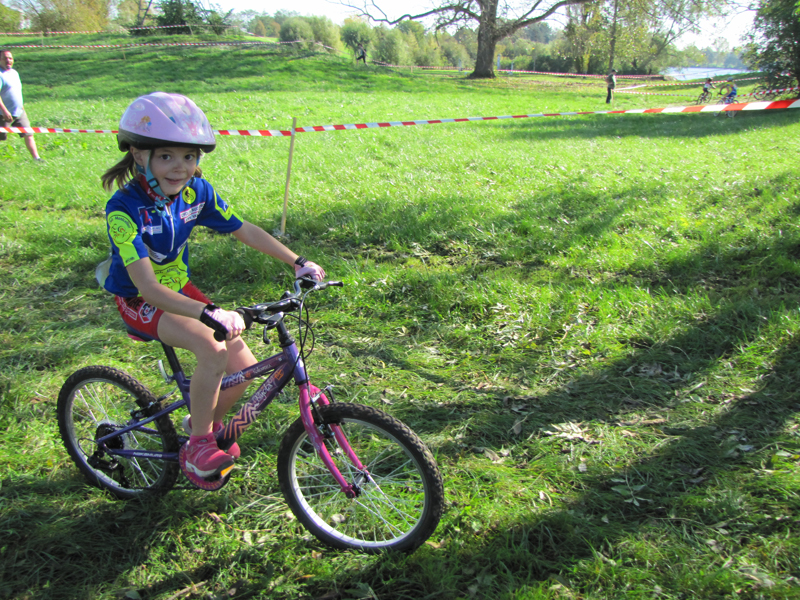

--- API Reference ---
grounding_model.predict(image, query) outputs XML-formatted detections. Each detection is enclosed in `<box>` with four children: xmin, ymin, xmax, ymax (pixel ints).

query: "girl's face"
<box><xmin>134</xmin><ymin>146</ymin><xmax>198</xmax><ymax>196</ymax></box>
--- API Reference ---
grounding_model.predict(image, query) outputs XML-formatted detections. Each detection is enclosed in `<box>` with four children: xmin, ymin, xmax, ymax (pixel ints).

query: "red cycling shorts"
<box><xmin>115</xmin><ymin>281</ymin><xmax>211</xmax><ymax>342</ymax></box>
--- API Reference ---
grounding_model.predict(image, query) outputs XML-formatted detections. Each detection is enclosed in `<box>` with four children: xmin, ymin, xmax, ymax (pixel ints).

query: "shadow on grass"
<box><xmin>311</xmin><ymin>190</ymin><xmax>800</xmax><ymax>596</ymax></box>
<box><xmin>0</xmin><ymin>473</ymin><xmax>289</xmax><ymax>600</ymax></box>
<box><xmin>0</xmin><ymin>474</ymin><xmax>161</xmax><ymax>600</ymax></box>
<box><xmin>317</xmin><ymin>279</ymin><xmax>800</xmax><ymax>599</ymax></box>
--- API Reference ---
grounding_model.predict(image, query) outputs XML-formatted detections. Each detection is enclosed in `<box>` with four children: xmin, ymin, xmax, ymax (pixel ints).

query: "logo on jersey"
<box><xmin>180</xmin><ymin>202</ymin><xmax>205</xmax><ymax>223</ymax></box>
<box><xmin>182</xmin><ymin>186</ymin><xmax>197</xmax><ymax>204</ymax></box>
<box><xmin>107</xmin><ymin>212</ymin><xmax>137</xmax><ymax>246</ymax></box>
<box><xmin>138</xmin><ymin>206</ymin><xmax>163</xmax><ymax>235</ymax></box>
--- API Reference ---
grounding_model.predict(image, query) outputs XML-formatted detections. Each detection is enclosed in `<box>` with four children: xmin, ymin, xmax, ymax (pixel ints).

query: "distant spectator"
<box><xmin>605</xmin><ymin>69</ymin><xmax>617</xmax><ymax>104</ymax></box>
<box><xmin>0</xmin><ymin>49</ymin><xmax>42</xmax><ymax>161</ymax></box>
<box><xmin>355</xmin><ymin>43</ymin><xmax>366</xmax><ymax>65</ymax></box>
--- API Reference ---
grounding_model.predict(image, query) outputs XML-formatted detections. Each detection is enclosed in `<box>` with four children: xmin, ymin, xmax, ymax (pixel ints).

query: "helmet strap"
<box><xmin>136</xmin><ymin>149</ymin><xmax>191</xmax><ymax>217</ymax></box>
<box><xmin>137</xmin><ymin>173</ymin><xmax>171</xmax><ymax>217</ymax></box>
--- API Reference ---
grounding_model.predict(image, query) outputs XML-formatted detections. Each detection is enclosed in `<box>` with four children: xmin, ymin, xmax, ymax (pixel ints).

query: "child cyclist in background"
<box><xmin>99</xmin><ymin>92</ymin><xmax>325</xmax><ymax>482</ymax></box>
<box><xmin>721</xmin><ymin>79</ymin><xmax>738</xmax><ymax>102</ymax></box>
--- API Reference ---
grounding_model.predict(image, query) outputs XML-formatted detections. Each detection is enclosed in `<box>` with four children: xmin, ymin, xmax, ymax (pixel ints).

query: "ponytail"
<box><xmin>101</xmin><ymin>153</ymin><xmax>137</xmax><ymax>192</ymax></box>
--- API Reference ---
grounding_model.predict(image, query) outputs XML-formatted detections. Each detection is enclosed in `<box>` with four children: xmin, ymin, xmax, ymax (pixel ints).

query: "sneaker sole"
<box><xmin>179</xmin><ymin>445</ymin><xmax>233</xmax><ymax>491</ymax></box>
<box><xmin>185</xmin><ymin>457</ymin><xmax>235</xmax><ymax>480</ymax></box>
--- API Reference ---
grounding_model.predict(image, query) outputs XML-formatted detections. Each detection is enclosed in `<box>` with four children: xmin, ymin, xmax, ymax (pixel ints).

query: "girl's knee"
<box><xmin>196</xmin><ymin>339</ymin><xmax>230</xmax><ymax>369</ymax></box>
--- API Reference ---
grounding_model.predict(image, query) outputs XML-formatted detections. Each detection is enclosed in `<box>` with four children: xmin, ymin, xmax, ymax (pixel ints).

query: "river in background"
<box><xmin>663</xmin><ymin>67</ymin><xmax>753</xmax><ymax>81</ymax></box>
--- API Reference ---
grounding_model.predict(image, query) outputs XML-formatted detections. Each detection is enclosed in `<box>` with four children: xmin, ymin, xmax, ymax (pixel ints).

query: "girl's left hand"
<box><xmin>295</xmin><ymin>261</ymin><xmax>326</xmax><ymax>281</ymax></box>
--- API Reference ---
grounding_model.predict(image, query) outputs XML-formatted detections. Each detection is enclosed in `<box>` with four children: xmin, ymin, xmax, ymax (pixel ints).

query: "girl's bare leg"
<box><xmin>214</xmin><ymin>336</ymin><xmax>257</xmax><ymax>421</ymax></box>
<box><xmin>157</xmin><ymin>312</ymin><xmax>228</xmax><ymax>437</ymax></box>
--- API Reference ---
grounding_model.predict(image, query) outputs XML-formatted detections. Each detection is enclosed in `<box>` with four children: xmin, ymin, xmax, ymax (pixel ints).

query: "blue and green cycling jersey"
<box><xmin>104</xmin><ymin>177</ymin><xmax>243</xmax><ymax>297</ymax></box>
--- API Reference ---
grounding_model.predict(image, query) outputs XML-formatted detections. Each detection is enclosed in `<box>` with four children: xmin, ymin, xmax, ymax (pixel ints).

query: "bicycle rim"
<box><xmin>278</xmin><ymin>403</ymin><xmax>443</xmax><ymax>552</ymax></box>
<box><xmin>58</xmin><ymin>367</ymin><xmax>179</xmax><ymax>499</ymax></box>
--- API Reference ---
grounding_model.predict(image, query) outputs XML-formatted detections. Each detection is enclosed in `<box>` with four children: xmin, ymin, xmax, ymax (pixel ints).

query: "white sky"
<box><xmin>212</xmin><ymin>0</ymin><xmax>755</xmax><ymax>49</ymax></box>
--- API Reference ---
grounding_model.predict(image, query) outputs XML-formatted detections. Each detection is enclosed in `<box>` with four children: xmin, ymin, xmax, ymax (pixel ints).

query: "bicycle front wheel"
<box><xmin>277</xmin><ymin>403</ymin><xmax>444</xmax><ymax>553</ymax></box>
<box><xmin>57</xmin><ymin>366</ymin><xmax>180</xmax><ymax>500</ymax></box>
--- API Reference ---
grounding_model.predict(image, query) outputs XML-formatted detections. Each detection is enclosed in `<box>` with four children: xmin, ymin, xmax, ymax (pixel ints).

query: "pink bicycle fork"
<box><xmin>212</xmin><ymin>344</ymin><xmax>367</xmax><ymax>498</ymax></box>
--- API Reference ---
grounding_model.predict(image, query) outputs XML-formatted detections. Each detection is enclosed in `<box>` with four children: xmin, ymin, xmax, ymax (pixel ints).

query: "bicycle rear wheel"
<box><xmin>57</xmin><ymin>366</ymin><xmax>180</xmax><ymax>500</ymax></box>
<box><xmin>277</xmin><ymin>403</ymin><xmax>444</xmax><ymax>553</ymax></box>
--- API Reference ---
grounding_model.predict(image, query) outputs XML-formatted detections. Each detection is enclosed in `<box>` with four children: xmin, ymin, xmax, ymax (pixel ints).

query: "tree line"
<box><xmin>0</xmin><ymin>0</ymin><xmax>797</xmax><ymax>84</ymax></box>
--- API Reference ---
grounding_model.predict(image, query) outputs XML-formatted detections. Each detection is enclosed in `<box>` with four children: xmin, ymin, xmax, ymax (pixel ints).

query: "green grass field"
<box><xmin>1</xmin><ymin>35</ymin><xmax>799</xmax><ymax>600</ymax></box>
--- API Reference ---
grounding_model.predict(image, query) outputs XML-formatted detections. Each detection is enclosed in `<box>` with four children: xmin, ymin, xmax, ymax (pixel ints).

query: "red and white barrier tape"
<box><xmin>495</xmin><ymin>69</ymin><xmax>652</xmax><ymax>79</ymax></box>
<box><xmin>371</xmin><ymin>61</ymin><xmax>459</xmax><ymax>70</ymax></box>
<box><xmin>372</xmin><ymin>61</ymin><xmax>656</xmax><ymax>79</ymax></box>
<box><xmin>4</xmin><ymin>40</ymin><xmax>282</xmax><ymax>49</ymax></box>
<box><xmin>0</xmin><ymin>24</ymin><xmax>238</xmax><ymax>35</ymax></box>
<box><xmin>738</xmin><ymin>85</ymin><xmax>800</xmax><ymax>98</ymax></box>
<box><xmin>3</xmin><ymin>99</ymin><xmax>797</xmax><ymax>138</ymax></box>
<box><xmin>620</xmin><ymin>76</ymin><xmax>762</xmax><ymax>89</ymax></box>
<box><xmin>0</xmin><ymin>29</ymin><xmax>104</xmax><ymax>35</ymax></box>
<box><xmin>4</xmin><ymin>39</ymin><xmax>331</xmax><ymax>50</ymax></box>
<box><xmin>617</xmin><ymin>90</ymin><xmax>695</xmax><ymax>97</ymax></box>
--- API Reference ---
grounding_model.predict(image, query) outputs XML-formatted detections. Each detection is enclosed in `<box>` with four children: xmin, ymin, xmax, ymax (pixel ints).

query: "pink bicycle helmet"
<box><xmin>117</xmin><ymin>92</ymin><xmax>216</xmax><ymax>153</ymax></box>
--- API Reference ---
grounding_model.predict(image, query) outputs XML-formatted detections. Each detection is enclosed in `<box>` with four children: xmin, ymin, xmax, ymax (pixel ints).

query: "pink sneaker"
<box><xmin>182</xmin><ymin>415</ymin><xmax>240</xmax><ymax>458</ymax></box>
<box><xmin>183</xmin><ymin>434</ymin><xmax>235</xmax><ymax>479</ymax></box>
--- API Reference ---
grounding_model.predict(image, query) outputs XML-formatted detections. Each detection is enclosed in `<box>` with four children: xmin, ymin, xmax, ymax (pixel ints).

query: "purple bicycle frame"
<box><xmin>97</xmin><ymin>339</ymin><xmax>369</xmax><ymax>497</ymax></box>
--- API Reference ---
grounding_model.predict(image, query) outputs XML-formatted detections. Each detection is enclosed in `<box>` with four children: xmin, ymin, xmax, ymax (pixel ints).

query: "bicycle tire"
<box><xmin>57</xmin><ymin>365</ymin><xmax>180</xmax><ymax>500</ymax></box>
<box><xmin>277</xmin><ymin>402</ymin><xmax>444</xmax><ymax>553</ymax></box>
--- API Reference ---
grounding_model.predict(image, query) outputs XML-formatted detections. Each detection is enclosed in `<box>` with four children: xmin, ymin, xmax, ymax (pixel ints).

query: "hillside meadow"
<box><xmin>0</xmin><ymin>36</ymin><xmax>799</xmax><ymax>600</ymax></box>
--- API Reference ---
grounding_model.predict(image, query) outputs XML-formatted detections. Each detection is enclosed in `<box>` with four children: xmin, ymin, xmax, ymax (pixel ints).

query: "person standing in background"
<box><xmin>355</xmin><ymin>43</ymin><xmax>367</xmax><ymax>65</ymax></box>
<box><xmin>0</xmin><ymin>50</ymin><xmax>42</xmax><ymax>161</ymax></box>
<box><xmin>606</xmin><ymin>69</ymin><xmax>617</xmax><ymax>104</ymax></box>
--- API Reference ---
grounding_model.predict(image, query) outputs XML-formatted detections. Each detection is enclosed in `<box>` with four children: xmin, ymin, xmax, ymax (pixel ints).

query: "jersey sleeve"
<box><xmin>191</xmin><ymin>179</ymin><xmax>244</xmax><ymax>233</ymax></box>
<box><xmin>106</xmin><ymin>208</ymin><xmax>149</xmax><ymax>266</ymax></box>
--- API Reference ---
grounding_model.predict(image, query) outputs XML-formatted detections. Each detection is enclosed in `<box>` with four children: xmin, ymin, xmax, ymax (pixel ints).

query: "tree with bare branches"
<box><xmin>341</xmin><ymin>0</ymin><xmax>595</xmax><ymax>78</ymax></box>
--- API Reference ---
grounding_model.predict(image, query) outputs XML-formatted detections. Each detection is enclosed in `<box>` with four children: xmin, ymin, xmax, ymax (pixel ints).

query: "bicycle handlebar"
<box><xmin>208</xmin><ymin>278</ymin><xmax>343</xmax><ymax>340</ymax></box>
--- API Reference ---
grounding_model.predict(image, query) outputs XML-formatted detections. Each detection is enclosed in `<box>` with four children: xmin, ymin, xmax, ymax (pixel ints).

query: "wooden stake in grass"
<box><xmin>280</xmin><ymin>116</ymin><xmax>297</xmax><ymax>236</ymax></box>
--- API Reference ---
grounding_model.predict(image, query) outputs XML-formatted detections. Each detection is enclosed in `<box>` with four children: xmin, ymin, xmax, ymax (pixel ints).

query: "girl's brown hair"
<box><xmin>101</xmin><ymin>150</ymin><xmax>203</xmax><ymax>192</ymax></box>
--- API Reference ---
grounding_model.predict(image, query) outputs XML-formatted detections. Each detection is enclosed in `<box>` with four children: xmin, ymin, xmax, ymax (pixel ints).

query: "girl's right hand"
<box><xmin>202</xmin><ymin>306</ymin><xmax>245</xmax><ymax>340</ymax></box>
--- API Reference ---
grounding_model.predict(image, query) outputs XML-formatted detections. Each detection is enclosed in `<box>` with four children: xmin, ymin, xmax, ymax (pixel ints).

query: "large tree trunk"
<box><xmin>469</xmin><ymin>0</ymin><xmax>499</xmax><ymax>78</ymax></box>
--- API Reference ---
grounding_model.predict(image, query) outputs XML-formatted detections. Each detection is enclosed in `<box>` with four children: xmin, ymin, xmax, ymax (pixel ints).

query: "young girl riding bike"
<box><xmin>99</xmin><ymin>92</ymin><xmax>325</xmax><ymax>482</ymax></box>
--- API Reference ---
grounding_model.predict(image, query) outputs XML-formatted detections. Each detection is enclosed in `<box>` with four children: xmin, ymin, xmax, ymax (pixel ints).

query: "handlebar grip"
<box><xmin>236</xmin><ymin>307</ymin><xmax>254</xmax><ymax>330</ymax></box>
<box><xmin>200</xmin><ymin>305</ymin><xmax>230</xmax><ymax>342</ymax></box>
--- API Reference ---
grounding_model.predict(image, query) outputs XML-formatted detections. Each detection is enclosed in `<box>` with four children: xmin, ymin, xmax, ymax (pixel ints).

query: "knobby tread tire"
<box><xmin>277</xmin><ymin>402</ymin><xmax>444</xmax><ymax>553</ymax></box>
<box><xmin>57</xmin><ymin>365</ymin><xmax>179</xmax><ymax>500</ymax></box>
